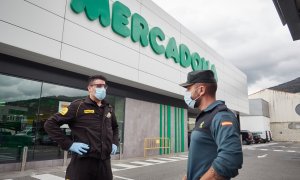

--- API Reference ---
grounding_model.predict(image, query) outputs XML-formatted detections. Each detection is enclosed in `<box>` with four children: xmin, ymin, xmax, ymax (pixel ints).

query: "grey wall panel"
<box><xmin>123</xmin><ymin>98</ymin><xmax>160</xmax><ymax>158</ymax></box>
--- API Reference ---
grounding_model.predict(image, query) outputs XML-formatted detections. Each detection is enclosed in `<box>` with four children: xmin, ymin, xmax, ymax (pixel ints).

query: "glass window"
<box><xmin>31</xmin><ymin>82</ymin><xmax>87</xmax><ymax>161</ymax></box>
<box><xmin>0</xmin><ymin>74</ymin><xmax>126</xmax><ymax>163</ymax></box>
<box><xmin>106</xmin><ymin>95</ymin><xmax>125</xmax><ymax>153</ymax></box>
<box><xmin>0</xmin><ymin>74</ymin><xmax>41</xmax><ymax>163</ymax></box>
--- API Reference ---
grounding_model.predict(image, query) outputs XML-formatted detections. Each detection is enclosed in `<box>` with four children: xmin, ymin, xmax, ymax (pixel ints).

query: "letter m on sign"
<box><xmin>70</xmin><ymin>0</ymin><xmax>110</xmax><ymax>27</ymax></box>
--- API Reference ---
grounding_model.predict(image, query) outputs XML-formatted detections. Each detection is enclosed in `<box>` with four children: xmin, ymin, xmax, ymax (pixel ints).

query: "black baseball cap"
<box><xmin>179</xmin><ymin>70</ymin><xmax>217</xmax><ymax>88</ymax></box>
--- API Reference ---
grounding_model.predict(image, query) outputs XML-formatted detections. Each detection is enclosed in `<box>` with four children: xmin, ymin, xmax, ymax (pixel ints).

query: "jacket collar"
<box><xmin>203</xmin><ymin>100</ymin><xmax>224</xmax><ymax>112</ymax></box>
<box><xmin>196</xmin><ymin>100</ymin><xmax>224</xmax><ymax>120</ymax></box>
<box><xmin>84</xmin><ymin>96</ymin><xmax>109</xmax><ymax>107</ymax></box>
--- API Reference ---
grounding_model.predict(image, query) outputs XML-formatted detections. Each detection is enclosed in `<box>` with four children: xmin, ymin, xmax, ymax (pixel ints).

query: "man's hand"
<box><xmin>69</xmin><ymin>142</ymin><xmax>89</xmax><ymax>155</ymax></box>
<box><xmin>111</xmin><ymin>144</ymin><xmax>117</xmax><ymax>155</ymax></box>
<box><xmin>200</xmin><ymin>167</ymin><xmax>225</xmax><ymax>180</ymax></box>
<box><xmin>182</xmin><ymin>175</ymin><xmax>187</xmax><ymax>180</ymax></box>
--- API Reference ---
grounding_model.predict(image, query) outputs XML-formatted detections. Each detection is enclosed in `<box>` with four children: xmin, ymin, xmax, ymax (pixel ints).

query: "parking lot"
<box><xmin>238</xmin><ymin>141</ymin><xmax>300</xmax><ymax>180</ymax></box>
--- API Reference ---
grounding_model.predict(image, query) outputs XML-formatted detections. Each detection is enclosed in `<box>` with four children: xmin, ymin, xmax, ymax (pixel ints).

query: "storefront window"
<box><xmin>0</xmin><ymin>74</ymin><xmax>41</xmax><ymax>163</ymax></box>
<box><xmin>31</xmin><ymin>82</ymin><xmax>87</xmax><ymax>161</ymax></box>
<box><xmin>106</xmin><ymin>95</ymin><xmax>125</xmax><ymax>153</ymax></box>
<box><xmin>0</xmin><ymin>74</ymin><xmax>125</xmax><ymax>163</ymax></box>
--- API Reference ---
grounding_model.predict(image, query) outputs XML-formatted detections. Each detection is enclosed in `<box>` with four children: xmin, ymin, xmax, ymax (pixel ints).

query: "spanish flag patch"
<box><xmin>221</xmin><ymin>121</ymin><xmax>233</xmax><ymax>126</ymax></box>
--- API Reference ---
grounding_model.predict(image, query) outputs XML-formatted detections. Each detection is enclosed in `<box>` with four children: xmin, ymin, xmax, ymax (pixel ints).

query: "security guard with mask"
<box><xmin>44</xmin><ymin>75</ymin><xmax>119</xmax><ymax>180</ymax></box>
<box><xmin>180</xmin><ymin>70</ymin><xmax>243</xmax><ymax>180</ymax></box>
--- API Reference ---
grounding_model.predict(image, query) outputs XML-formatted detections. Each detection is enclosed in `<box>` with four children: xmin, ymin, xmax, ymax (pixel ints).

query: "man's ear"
<box><xmin>198</xmin><ymin>85</ymin><xmax>206</xmax><ymax>96</ymax></box>
<box><xmin>87</xmin><ymin>85</ymin><xmax>92</xmax><ymax>92</ymax></box>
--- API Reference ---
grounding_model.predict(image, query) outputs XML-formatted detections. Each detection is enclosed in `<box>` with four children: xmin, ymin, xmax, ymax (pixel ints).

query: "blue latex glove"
<box><xmin>111</xmin><ymin>144</ymin><xmax>117</xmax><ymax>155</ymax></box>
<box><xmin>69</xmin><ymin>142</ymin><xmax>89</xmax><ymax>155</ymax></box>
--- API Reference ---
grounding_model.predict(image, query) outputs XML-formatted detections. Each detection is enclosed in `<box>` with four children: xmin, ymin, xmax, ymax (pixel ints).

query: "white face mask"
<box><xmin>184</xmin><ymin>90</ymin><xmax>200</xmax><ymax>108</ymax></box>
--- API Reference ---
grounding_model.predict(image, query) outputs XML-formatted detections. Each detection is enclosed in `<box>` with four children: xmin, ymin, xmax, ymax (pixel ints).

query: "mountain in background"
<box><xmin>269</xmin><ymin>77</ymin><xmax>300</xmax><ymax>93</ymax></box>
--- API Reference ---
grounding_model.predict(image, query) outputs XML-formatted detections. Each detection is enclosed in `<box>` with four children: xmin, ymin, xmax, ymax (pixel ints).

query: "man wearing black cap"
<box><xmin>180</xmin><ymin>70</ymin><xmax>243</xmax><ymax>180</ymax></box>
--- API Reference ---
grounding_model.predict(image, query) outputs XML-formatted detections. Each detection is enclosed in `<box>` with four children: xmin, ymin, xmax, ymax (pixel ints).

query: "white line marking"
<box><xmin>113</xmin><ymin>163</ymin><xmax>140</xmax><ymax>169</ymax></box>
<box><xmin>145</xmin><ymin>159</ymin><xmax>167</xmax><ymax>163</ymax></box>
<box><xmin>179</xmin><ymin>155</ymin><xmax>188</xmax><ymax>158</ymax></box>
<box><xmin>114</xmin><ymin>175</ymin><xmax>134</xmax><ymax>180</ymax></box>
<box><xmin>272</xmin><ymin>146</ymin><xmax>285</xmax><ymax>148</ymax></box>
<box><xmin>168</xmin><ymin>157</ymin><xmax>187</xmax><ymax>160</ymax></box>
<box><xmin>257</xmin><ymin>154</ymin><xmax>268</xmax><ymax>158</ymax></box>
<box><xmin>112</xmin><ymin>168</ymin><xmax>121</xmax><ymax>172</ymax></box>
<box><xmin>130</xmin><ymin>161</ymin><xmax>154</xmax><ymax>166</ymax></box>
<box><xmin>287</xmin><ymin>150</ymin><xmax>296</xmax><ymax>153</ymax></box>
<box><xmin>31</xmin><ymin>174</ymin><xmax>64</xmax><ymax>180</ymax></box>
<box><xmin>157</xmin><ymin>157</ymin><xmax>178</xmax><ymax>161</ymax></box>
<box><xmin>273</xmin><ymin>150</ymin><xmax>283</xmax><ymax>152</ymax></box>
<box><xmin>259</xmin><ymin>149</ymin><xmax>268</xmax><ymax>151</ymax></box>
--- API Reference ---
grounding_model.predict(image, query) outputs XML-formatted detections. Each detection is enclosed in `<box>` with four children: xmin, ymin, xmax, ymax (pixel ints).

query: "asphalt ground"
<box><xmin>1</xmin><ymin>142</ymin><xmax>300</xmax><ymax>180</ymax></box>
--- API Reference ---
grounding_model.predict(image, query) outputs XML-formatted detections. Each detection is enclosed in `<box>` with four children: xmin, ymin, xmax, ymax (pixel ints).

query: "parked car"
<box><xmin>15</xmin><ymin>126</ymin><xmax>37</xmax><ymax>144</ymax></box>
<box><xmin>252</xmin><ymin>132</ymin><xmax>265</xmax><ymax>143</ymax></box>
<box><xmin>240</xmin><ymin>130</ymin><xmax>254</xmax><ymax>145</ymax></box>
<box><xmin>252</xmin><ymin>131</ymin><xmax>272</xmax><ymax>143</ymax></box>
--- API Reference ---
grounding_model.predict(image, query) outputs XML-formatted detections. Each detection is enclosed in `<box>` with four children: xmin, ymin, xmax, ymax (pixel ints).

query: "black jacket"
<box><xmin>44</xmin><ymin>96</ymin><xmax>119</xmax><ymax>160</ymax></box>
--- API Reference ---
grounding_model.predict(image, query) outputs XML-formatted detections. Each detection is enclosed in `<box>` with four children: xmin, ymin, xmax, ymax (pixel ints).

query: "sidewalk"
<box><xmin>0</xmin><ymin>152</ymin><xmax>188</xmax><ymax>180</ymax></box>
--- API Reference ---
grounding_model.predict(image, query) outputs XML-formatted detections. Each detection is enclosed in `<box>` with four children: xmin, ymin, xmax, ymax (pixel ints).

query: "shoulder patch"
<box><xmin>59</xmin><ymin>107</ymin><xmax>68</xmax><ymax>115</ymax></box>
<box><xmin>221</xmin><ymin>121</ymin><xmax>233</xmax><ymax>126</ymax></box>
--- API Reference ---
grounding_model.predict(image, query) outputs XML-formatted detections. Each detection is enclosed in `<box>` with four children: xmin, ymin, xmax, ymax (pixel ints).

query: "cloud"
<box><xmin>0</xmin><ymin>75</ymin><xmax>87</xmax><ymax>102</ymax></box>
<box><xmin>152</xmin><ymin>0</ymin><xmax>300</xmax><ymax>94</ymax></box>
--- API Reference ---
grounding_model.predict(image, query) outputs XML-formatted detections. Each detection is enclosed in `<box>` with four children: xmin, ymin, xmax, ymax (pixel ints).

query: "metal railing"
<box><xmin>144</xmin><ymin>137</ymin><xmax>171</xmax><ymax>157</ymax></box>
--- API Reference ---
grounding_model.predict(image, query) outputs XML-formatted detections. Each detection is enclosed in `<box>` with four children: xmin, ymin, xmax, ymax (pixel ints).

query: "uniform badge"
<box><xmin>84</xmin><ymin>110</ymin><xmax>95</xmax><ymax>113</ymax></box>
<box><xmin>59</xmin><ymin>107</ymin><xmax>68</xmax><ymax>116</ymax></box>
<box><xmin>106</xmin><ymin>112</ymin><xmax>111</xmax><ymax>118</ymax></box>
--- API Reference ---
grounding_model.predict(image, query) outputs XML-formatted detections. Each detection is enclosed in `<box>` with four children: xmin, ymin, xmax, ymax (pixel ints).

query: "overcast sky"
<box><xmin>152</xmin><ymin>0</ymin><xmax>300</xmax><ymax>94</ymax></box>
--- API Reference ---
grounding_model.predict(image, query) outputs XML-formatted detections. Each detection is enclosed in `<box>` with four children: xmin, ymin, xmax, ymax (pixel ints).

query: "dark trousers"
<box><xmin>65</xmin><ymin>155</ymin><xmax>113</xmax><ymax>180</ymax></box>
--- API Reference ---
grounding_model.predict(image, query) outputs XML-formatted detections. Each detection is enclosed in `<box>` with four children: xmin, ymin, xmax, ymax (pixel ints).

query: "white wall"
<box><xmin>250</xmin><ymin>89</ymin><xmax>300</xmax><ymax>123</ymax></box>
<box><xmin>240</xmin><ymin>116</ymin><xmax>270</xmax><ymax>132</ymax></box>
<box><xmin>0</xmin><ymin>0</ymin><xmax>248</xmax><ymax>114</ymax></box>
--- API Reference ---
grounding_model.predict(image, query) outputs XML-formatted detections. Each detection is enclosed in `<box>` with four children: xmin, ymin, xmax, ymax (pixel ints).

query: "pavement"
<box><xmin>1</xmin><ymin>142</ymin><xmax>300</xmax><ymax>180</ymax></box>
<box><xmin>238</xmin><ymin>141</ymin><xmax>300</xmax><ymax>180</ymax></box>
<box><xmin>0</xmin><ymin>152</ymin><xmax>189</xmax><ymax>180</ymax></box>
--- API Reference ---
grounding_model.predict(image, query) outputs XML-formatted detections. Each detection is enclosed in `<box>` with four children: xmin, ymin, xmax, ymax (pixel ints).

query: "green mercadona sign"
<box><xmin>70</xmin><ymin>0</ymin><xmax>218</xmax><ymax>80</ymax></box>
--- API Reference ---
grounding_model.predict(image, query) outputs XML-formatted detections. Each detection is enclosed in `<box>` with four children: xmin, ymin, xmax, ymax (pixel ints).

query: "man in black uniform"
<box><xmin>180</xmin><ymin>70</ymin><xmax>243</xmax><ymax>180</ymax></box>
<box><xmin>44</xmin><ymin>75</ymin><xmax>119</xmax><ymax>180</ymax></box>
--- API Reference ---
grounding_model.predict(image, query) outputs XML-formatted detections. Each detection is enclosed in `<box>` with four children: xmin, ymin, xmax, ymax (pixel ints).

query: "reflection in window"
<box><xmin>0</xmin><ymin>74</ymin><xmax>126</xmax><ymax>163</ymax></box>
<box><xmin>0</xmin><ymin>74</ymin><xmax>41</xmax><ymax>163</ymax></box>
<box><xmin>106</xmin><ymin>95</ymin><xmax>125</xmax><ymax>153</ymax></box>
<box><xmin>32</xmin><ymin>83</ymin><xmax>87</xmax><ymax>161</ymax></box>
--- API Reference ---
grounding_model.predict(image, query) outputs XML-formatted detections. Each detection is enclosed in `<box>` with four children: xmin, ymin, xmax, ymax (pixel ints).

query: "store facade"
<box><xmin>0</xmin><ymin>0</ymin><xmax>248</xmax><ymax>171</ymax></box>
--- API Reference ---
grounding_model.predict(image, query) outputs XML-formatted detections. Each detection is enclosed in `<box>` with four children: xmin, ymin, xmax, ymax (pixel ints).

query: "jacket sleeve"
<box><xmin>111</xmin><ymin>111</ymin><xmax>119</xmax><ymax>146</ymax></box>
<box><xmin>210</xmin><ymin>112</ymin><xmax>243</xmax><ymax>178</ymax></box>
<box><xmin>44</xmin><ymin>101</ymin><xmax>78</xmax><ymax>150</ymax></box>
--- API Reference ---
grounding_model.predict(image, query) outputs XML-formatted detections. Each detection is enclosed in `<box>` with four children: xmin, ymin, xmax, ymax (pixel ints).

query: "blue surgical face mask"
<box><xmin>95</xmin><ymin>87</ymin><xmax>106</xmax><ymax>100</ymax></box>
<box><xmin>184</xmin><ymin>90</ymin><xmax>200</xmax><ymax>108</ymax></box>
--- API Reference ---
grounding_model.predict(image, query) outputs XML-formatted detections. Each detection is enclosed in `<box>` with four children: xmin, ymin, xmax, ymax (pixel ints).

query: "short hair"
<box><xmin>205</xmin><ymin>83</ymin><xmax>217</xmax><ymax>97</ymax></box>
<box><xmin>88</xmin><ymin>75</ymin><xmax>107</xmax><ymax>85</ymax></box>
